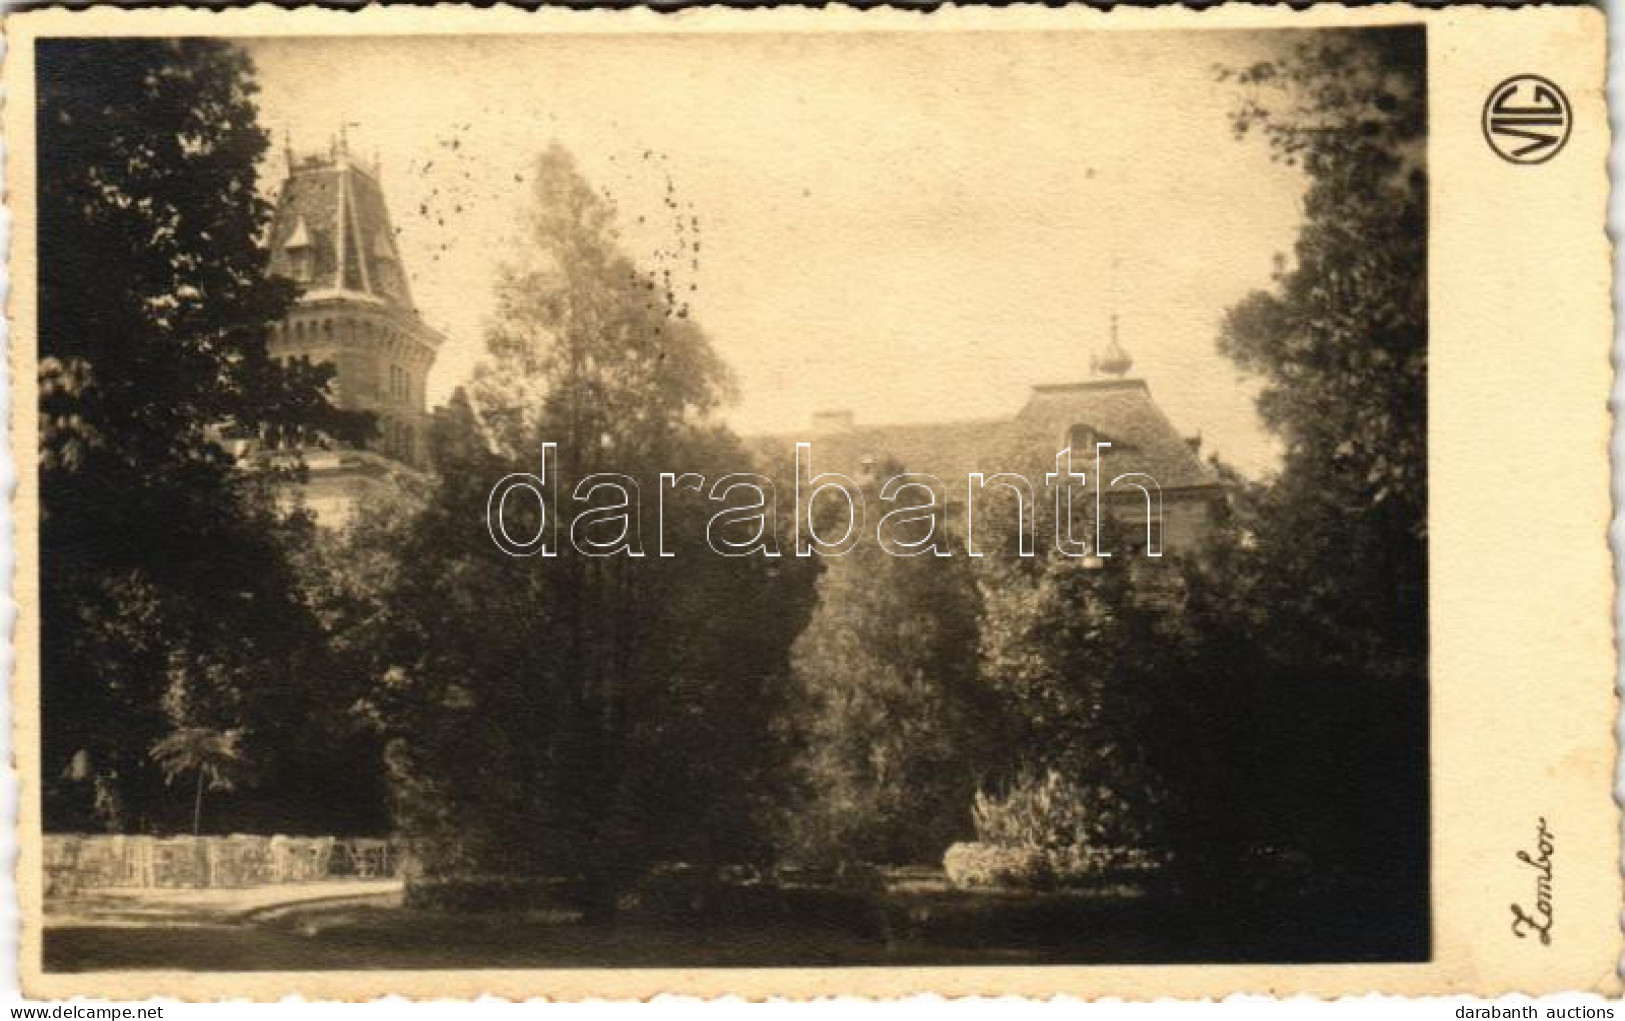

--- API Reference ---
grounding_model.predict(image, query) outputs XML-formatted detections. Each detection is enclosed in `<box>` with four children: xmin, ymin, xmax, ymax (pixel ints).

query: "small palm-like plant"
<box><xmin>149</xmin><ymin>727</ymin><xmax>245</xmax><ymax>836</ymax></box>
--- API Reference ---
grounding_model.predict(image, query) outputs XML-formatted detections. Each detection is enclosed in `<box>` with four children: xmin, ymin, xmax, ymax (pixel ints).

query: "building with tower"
<box><xmin>759</xmin><ymin>319</ymin><xmax>1227</xmax><ymax>557</ymax></box>
<box><xmin>256</xmin><ymin>136</ymin><xmax>445</xmax><ymax>523</ymax></box>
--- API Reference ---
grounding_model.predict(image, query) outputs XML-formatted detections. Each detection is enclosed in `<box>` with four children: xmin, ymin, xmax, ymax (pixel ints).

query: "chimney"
<box><xmin>1186</xmin><ymin>431</ymin><xmax>1202</xmax><ymax>455</ymax></box>
<box><xmin>810</xmin><ymin>410</ymin><xmax>855</xmax><ymax>434</ymax></box>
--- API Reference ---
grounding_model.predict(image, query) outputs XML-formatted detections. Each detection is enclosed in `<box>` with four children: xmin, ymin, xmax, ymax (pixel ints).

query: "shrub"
<box><xmin>636</xmin><ymin>864</ymin><xmax>714</xmax><ymax>921</ymax></box>
<box><xmin>944</xmin><ymin>840</ymin><xmax>1165</xmax><ymax>891</ymax></box>
<box><xmin>403</xmin><ymin>874</ymin><xmax>580</xmax><ymax>913</ymax></box>
<box><xmin>1044</xmin><ymin>843</ymin><xmax>1165</xmax><ymax>881</ymax></box>
<box><xmin>943</xmin><ymin>842</ymin><xmax>1050</xmax><ymax>889</ymax></box>
<box><xmin>949</xmin><ymin>769</ymin><xmax>1169</xmax><ymax>890</ymax></box>
<box><xmin>972</xmin><ymin>768</ymin><xmax>1150</xmax><ymax>852</ymax></box>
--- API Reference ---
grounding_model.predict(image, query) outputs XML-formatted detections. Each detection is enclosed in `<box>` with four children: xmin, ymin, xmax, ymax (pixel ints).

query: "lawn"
<box><xmin>44</xmin><ymin>880</ymin><xmax>1427</xmax><ymax>971</ymax></box>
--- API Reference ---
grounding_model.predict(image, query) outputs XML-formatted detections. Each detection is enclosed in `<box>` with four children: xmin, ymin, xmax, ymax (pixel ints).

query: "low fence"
<box><xmin>44</xmin><ymin>834</ymin><xmax>400</xmax><ymax>895</ymax></box>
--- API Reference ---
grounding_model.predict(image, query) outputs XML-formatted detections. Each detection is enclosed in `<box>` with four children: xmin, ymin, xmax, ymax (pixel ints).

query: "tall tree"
<box><xmin>785</xmin><ymin>478</ymin><xmax>989</xmax><ymax>867</ymax></box>
<box><xmin>377</xmin><ymin>146</ymin><xmax>815</xmax><ymax>914</ymax></box>
<box><xmin>37</xmin><ymin>40</ymin><xmax>368</xmax><ymax>831</ymax></box>
<box><xmin>1214</xmin><ymin>27</ymin><xmax>1428</xmax><ymax>914</ymax></box>
<box><xmin>972</xmin><ymin>549</ymin><xmax>1185</xmax><ymax>861</ymax></box>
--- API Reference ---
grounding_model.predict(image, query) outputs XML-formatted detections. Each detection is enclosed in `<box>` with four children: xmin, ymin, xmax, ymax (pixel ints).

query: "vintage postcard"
<box><xmin>4</xmin><ymin>2</ymin><xmax>1615</xmax><ymax>1001</ymax></box>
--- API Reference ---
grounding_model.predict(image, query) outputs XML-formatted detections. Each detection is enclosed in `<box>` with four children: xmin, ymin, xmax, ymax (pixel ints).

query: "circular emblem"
<box><xmin>1483</xmin><ymin>75</ymin><xmax>1572</xmax><ymax>164</ymax></box>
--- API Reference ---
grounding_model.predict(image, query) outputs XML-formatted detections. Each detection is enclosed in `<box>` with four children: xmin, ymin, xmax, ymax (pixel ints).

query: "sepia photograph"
<box><xmin>30</xmin><ymin>21</ymin><xmax>1432</xmax><ymax>975</ymax></box>
<box><xmin>5</xmin><ymin>3</ymin><xmax>1609</xmax><ymax>1001</ymax></box>
<box><xmin>32</xmin><ymin>20</ymin><xmax>1434</xmax><ymax>973</ymax></box>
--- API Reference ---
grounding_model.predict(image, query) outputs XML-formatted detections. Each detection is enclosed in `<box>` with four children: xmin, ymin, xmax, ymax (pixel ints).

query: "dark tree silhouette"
<box><xmin>38</xmin><ymin>39</ymin><xmax>371</xmax><ymax>832</ymax></box>
<box><xmin>1207</xmin><ymin>26</ymin><xmax>1429</xmax><ymax>940</ymax></box>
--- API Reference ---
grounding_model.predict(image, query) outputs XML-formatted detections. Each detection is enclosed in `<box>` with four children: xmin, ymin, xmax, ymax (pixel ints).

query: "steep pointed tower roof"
<box><xmin>258</xmin><ymin>136</ymin><xmax>445</xmax><ymax>524</ymax></box>
<box><xmin>267</xmin><ymin>138</ymin><xmax>416</xmax><ymax>312</ymax></box>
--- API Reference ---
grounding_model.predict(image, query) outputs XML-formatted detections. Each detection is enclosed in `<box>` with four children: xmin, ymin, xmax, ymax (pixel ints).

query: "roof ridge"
<box><xmin>1028</xmin><ymin>378</ymin><xmax>1150</xmax><ymax>394</ymax></box>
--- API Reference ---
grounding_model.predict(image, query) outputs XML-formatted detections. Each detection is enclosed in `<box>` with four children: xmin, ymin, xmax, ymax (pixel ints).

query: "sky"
<box><xmin>246</xmin><ymin>29</ymin><xmax>1308</xmax><ymax>478</ymax></box>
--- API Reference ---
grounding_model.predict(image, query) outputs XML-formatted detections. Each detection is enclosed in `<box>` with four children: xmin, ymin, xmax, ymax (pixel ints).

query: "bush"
<box><xmin>403</xmin><ymin>875</ymin><xmax>580</xmax><ymax>913</ymax></box>
<box><xmin>946</xmin><ymin>769</ymin><xmax>1169</xmax><ymax>891</ymax></box>
<box><xmin>1045</xmin><ymin>843</ymin><xmax>1165</xmax><ymax>881</ymax></box>
<box><xmin>972</xmin><ymin>768</ymin><xmax>1150</xmax><ymax>852</ymax></box>
<box><xmin>943</xmin><ymin>842</ymin><xmax>1050</xmax><ymax>889</ymax></box>
<box><xmin>636</xmin><ymin>864</ymin><xmax>715</xmax><ymax>920</ymax></box>
<box><xmin>943</xmin><ymin>841</ymin><xmax>1164</xmax><ymax>891</ymax></box>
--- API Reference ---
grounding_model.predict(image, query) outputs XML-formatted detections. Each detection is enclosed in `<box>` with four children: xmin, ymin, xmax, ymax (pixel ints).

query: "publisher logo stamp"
<box><xmin>1484</xmin><ymin>75</ymin><xmax>1572</xmax><ymax>164</ymax></box>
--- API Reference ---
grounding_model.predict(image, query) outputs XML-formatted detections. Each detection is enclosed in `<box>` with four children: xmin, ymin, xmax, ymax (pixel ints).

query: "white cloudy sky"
<box><xmin>246</xmin><ymin>29</ymin><xmax>1308</xmax><ymax>477</ymax></box>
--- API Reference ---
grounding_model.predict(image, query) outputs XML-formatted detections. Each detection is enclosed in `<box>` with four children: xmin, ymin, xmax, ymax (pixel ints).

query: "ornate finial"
<box><xmin>1096</xmin><ymin>313</ymin><xmax>1133</xmax><ymax>378</ymax></box>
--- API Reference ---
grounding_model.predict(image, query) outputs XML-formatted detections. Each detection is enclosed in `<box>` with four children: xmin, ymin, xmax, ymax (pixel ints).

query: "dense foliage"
<box><xmin>791</xmin><ymin>30</ymin><xmax>1427</xmax><ymax>936</ymax></box>
<box><xmin>784</xmin><ymin>488</ymin><xmax>988</xmax><ymax>866</ymax></box>
<box><xmin>38</xmin><ymin>40</ymin><xmax>377</xmax><ymax>833</ymax></box>
<box><xmin>1209</xmin><ymin>27</ymin><xmax>1429</xmax><ymax>908</ymax></box>
<box><xmin>369</xmin><ymin>145</ymin><xmax>817</xmax><ymax>916</ymax></box>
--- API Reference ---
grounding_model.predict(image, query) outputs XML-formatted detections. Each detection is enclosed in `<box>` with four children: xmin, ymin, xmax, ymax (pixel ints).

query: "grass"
<box><xmin>45</xmin><ymin>879</ymin><xmax>1427</xmax><ymax>972</ymax></box>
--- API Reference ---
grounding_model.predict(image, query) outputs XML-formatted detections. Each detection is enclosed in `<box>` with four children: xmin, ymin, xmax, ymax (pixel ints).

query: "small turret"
<box><xmin>1092</xmin><ymin>314</ymin><xmax>1134</xmax><ymax>379</ymax></box>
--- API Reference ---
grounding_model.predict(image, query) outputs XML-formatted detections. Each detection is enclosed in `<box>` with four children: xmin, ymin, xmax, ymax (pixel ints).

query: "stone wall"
<box><xmin>43</xmin><ymin>834</ymin><xmax>399</xmax><ymax>896</ymax></box>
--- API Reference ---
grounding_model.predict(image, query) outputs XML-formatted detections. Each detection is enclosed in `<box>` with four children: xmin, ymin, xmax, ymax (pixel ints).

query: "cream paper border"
<box><xmin>3</xmin><ymin>2</ymin><xmax>1615</xmax><ymax>1000</ymax></box>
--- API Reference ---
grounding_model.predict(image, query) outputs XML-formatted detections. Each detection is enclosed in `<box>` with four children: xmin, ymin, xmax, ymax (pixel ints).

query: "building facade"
<box><xmin>767</xmin><ymin>330</ymin><xmax>1227</xmax><ymax>558</ymax></box>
